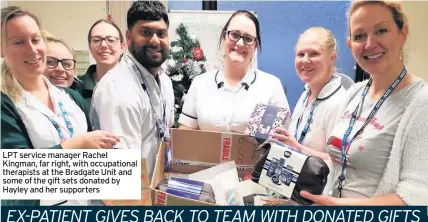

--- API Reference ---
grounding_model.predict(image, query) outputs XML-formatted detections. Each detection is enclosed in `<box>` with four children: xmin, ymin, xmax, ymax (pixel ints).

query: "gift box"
<box><xmin>244</xmin><ymin>104</ymin><xmax>292</xmax><ymax>144</ymax></box>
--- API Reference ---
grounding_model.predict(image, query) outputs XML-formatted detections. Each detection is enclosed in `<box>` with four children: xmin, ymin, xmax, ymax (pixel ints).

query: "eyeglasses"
<box><xmin>90</xmin><ymin>36</ymin><xmax>119</xmax><ymax>46</ymax></box>
<box><xmin>46</xmin><ymin>56</ymin><xmax>76</xmax><ymax>71</ymax></box>
<box><xmin>226</xmin><ymin>30</ymin><xmax>257</xmax><ymax>45</ymax></box>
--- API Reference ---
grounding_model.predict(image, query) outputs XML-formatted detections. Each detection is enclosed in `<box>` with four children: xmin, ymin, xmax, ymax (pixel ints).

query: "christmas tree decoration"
<box><xmin>166</xmin><ymin>23</ymin><xmax>207</xmax><ymax>127</ymax></box>
<box><xmin>192</xmin><ymin>47</ymin><xmax>204</xmax><ymax>62</ymax></box>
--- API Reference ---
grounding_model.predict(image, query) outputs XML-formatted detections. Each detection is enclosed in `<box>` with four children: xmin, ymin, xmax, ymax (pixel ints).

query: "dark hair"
<box><xmin>87</xmin><ymin>19</ymin><xmax>124</xmax><ymax>44</ymax></box>
<box><xmin>127</xmin><ymin>0</ymin><xmax>169</xmax><ymax>30</ymax></box>
<box><xmin>219</xmin><ymin>10</ymin><xmax>262</xmax><ymax>52</ymax></box>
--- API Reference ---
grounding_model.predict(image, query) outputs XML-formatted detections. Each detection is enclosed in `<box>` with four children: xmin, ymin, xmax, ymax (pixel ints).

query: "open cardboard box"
<box><xmin>150</xmin><ymin>129</ymin><xmax>262</xmax><ymax>206</ymax></box>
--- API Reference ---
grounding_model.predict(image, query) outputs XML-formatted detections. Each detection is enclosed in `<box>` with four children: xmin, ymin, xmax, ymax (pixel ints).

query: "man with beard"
<box><xmin>90</xmin><ymin>1</ymin><xmax>174</xmax><ymax>180</ymax></box>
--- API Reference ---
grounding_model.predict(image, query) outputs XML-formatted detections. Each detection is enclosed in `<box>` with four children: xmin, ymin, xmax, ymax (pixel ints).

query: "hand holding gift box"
<box><xmin>245</xmin><ymin>104</ymin><xmax>292</xmax><ymax>144</ymax></box>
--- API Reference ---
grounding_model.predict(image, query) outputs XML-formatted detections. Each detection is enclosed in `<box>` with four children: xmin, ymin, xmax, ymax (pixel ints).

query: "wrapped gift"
<box><xmin>244</xmin><ymin>104</ymin><xmax>291</xmax><ymax>144</ymax></box>
<box><xmin>102</xmin><ymin>159</ymin><xmax>151</xmax><ymax>206</ymax></box>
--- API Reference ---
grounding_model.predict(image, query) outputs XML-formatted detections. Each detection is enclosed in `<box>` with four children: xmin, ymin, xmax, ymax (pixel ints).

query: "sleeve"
<box><xmin>394</xmin><ymin>94</ymin><xmax>428</xmax><ymax>205</ymax></box>
<box><xmin>1</xmin><ymin>96</ymin><xmax>62</xmax><ymax>150</ymax></box>
<box><xmin>178</xmin><ymin>76</ymin><xmax>200</xmax><ymax>128</ymax></box>
<box><xmin>90</xmin><ymin>81</ymin><xmax>143</xmax><ymax>149</ymax></box>
<box><xmin>269</xmin><ymin>77</ymin><xmax>291</xmax><ymax>112</ymax></box>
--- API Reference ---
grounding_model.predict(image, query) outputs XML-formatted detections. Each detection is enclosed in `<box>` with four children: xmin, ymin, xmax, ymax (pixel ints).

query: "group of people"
<box><xmin>1</xmin><ymin>0</ymin><xmax>427</xmax><ymax>206</ymax></box>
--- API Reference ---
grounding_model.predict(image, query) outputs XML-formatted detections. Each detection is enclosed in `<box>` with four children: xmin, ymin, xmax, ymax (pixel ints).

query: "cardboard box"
<box><xmin>168</xmin><ymin>129</ymin><xmax>261</xmax><ymax>178</ymax></box>
<box><xmin>102</xmin><ymin>158</ymin><xmax>152</xmax><ymax>206</ymax></box>
<box><xmin>150</xmin><ymin>129</ymin><xmax>263</xmax><ymax>206</ymax></box>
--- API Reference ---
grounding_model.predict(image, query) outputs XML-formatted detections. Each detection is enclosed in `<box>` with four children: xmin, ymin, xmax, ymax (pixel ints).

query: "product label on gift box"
<box><xmin>165</xmin><ymin>177</ymin><xmax>203</xmax><ymax>201</ymax></box>
<box><xmin>258</xmin><ymin>143</ymin><xmax>308</xmax><ymax>198</ymax></box>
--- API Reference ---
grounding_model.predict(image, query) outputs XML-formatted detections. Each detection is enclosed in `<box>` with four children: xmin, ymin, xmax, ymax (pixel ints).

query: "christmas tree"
<box><xmin>166</xmin><ymin>23</ymin><xmax>207</xmax><ymax>127</ymax></box>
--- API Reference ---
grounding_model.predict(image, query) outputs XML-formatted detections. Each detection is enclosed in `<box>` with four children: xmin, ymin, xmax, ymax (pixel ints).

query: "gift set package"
<box><xmin>251</xmin><ymin>142</ymin><xmax>330</xmax><ymax>205</ymax></box>
<box><xmin>256</xmin><ymin>143</ymin><xmax>307</xmax><ymax>198</ymax></box>
<box><xmin>244</xmin><ymin>104</ymin><xmax>292</xmax><ymax>144</ymax></box>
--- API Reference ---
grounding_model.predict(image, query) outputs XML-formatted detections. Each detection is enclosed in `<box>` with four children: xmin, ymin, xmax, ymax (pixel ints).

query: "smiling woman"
<box><xmin>178</xmin><ymin>10</ymin><xmax>291</xmax><ymax>134</ymax></box>
<box><xmin>74</xmin><ymin>19</ymin><xmax>126</xmax><ymax>106</ymax></box>
<box><xmin>271</xmin><ymin>27</ymin><xmax>349</xmax><ymax>194</ymax></box>
<box><xmin>1</xmin><ymin>6</ymin><xmax>120</xmax><ymax>206</ymax></box>
<box><xmin>44</xmin><ymin>35</ymin><xmax>77</xmax><ymax>88</ymax></box>
<box><xmin>295</xmin><ymin>0</ymin><xmax>428</xmax><ymax>206</ymax></box>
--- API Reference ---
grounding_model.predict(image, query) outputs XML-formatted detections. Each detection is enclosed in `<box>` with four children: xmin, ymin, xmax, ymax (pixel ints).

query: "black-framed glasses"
<box><xmin>226</xmin><ymin>30</ymin><xmax>257</xmax><ymax>45</ymax></box>
<box><xmin>90</xmin><ymin>36</ymin><xmax>119</xmax><ymax>46</ymax></box>
<box><xmin>46</xmin><ymin>56</ymin><xmax>76</xmax><ymax>71</ymax></box>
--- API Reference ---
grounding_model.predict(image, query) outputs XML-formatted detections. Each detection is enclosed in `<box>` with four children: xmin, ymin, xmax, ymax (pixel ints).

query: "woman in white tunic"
<box><xmin>178</xmin><ymin>10</ymin><xmax>290</xmax><ymax>133</ymax></box>
<box><xmin>1</xmin><ymin>6</ymin><xmax>119</xmax><ymax>206</ymax></box>
<box><xmin>272</xmin><ymin>27</ymin><xmax>348</xmax><ymax>161</ymax></box>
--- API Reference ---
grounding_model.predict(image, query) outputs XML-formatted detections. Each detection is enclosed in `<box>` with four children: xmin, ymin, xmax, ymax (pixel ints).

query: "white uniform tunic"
<box><xmin>15</xmin><ymin>77</ymin><xmax>88</xmax><ymax>206</ymax></box>
<box><xmin>179</xmin><ymin>68</ymin><xmax>290</xmax><ymax>133</ymax></box>
<box><xmin>90</xmin><ymin>53</ymin><xmax>175</xmax><ymax>180</ymax></box>
<box><xmin>288</xmin><ymin>74</ymin><xmax>348</xmax><ymax>153</ymax></box>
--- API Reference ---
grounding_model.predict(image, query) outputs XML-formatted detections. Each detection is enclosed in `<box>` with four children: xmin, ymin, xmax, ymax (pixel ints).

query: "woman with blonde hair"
<box><xmin>1</xmin><ymin>6</ymin><xmax>120</xmax><ymax>206</ymax></box>
<box><xmin>296</xmin><ymin>0</ymin><xmax>427</xmax><ymax>205</ymax></box>
<box><xmin>272</xmin><ymin>27</ymin><xmax>348</xmax><ymax>160</ymax></box>
<box><xmin>44</xmin><ymin>34</ymin><xmax>78</xmax><ymax>88</ymax></box>
<box><xmin>271</xmin><ymin>27</ymin><xmax>349</xmax><ymax>194</ymax></box>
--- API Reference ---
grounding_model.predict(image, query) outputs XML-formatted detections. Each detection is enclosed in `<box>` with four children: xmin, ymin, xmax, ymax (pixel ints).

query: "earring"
<box><xmin>399</xmin><ymin>49</ymin><xmax>403</xmax><ymax>60</ymax></box>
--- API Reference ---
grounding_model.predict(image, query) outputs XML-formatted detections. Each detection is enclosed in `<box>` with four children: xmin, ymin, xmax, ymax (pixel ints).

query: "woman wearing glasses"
<box><xmin>179</xmin><ymin>10</ymin><xmax>290</xmax><ymax>133</ymax></box>
<box><xmin>1</xmin><ymin>7</ymin><xmax>120</xmax><ymax>206</ymax></box>
<box><xmin>75</xmin><ymin>19</ymin><xmax>125</xmax><ymax>105</ymax></box>
<box><xmin>44</xmin><ymin>36</ymin><xmax>77</xmax><ymax>88</ymax></box>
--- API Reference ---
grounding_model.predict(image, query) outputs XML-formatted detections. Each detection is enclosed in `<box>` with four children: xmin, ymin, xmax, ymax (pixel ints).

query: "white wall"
<box><xmin>7</xmin><ymin>1</ymin><xmax>107</xmax><ymax>51</ymax></box>
<box><xmin>5</xmin><ymin>1</ymin><xmax>427</xmax><ymax>81</ymax></box>
<box><xmin>402</xmin><ymin>1</ymin><xmax>428</xmax><ymax>81</ymax></box>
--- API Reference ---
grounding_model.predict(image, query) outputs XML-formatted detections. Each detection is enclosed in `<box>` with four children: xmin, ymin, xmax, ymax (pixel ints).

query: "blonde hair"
<box><xmin>297</xmin><ymin>27</ymin><xmax>338</xmax><ymax>54</ymax></box>
<box><xmin>1</xmin><ymin>6</ymin><xmax>44</xmax><ymax>103</ymax></box>
<box><xmin>347</xmin><ymin>0</ymin><xmax>408</xmax><ymax>37</ymax></box>
<box><xmin>45</xmin><ymin>34</ymin><xmax>76</xmax><ymax>60</ymax></box>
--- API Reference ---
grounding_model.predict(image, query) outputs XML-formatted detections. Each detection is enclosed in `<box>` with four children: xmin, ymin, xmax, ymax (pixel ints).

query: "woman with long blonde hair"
<box><xmin>1</xmin><ymin>6</ymin><xmax>120</xmax><ymax>206</ymax></box>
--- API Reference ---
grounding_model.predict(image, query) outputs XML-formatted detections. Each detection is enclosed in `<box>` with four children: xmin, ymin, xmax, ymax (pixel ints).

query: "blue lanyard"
<box><xmin>124</xmin><ymin>55</ymin><xmax>169</xmax><ymax>142</ymax></box>
<box><xmin>294</xmin><ymin>76</ymin><xmax>335</xmax><ymax>144</ymax></box>
<box><xmin>337</xmin><ymin>67</ymin><xmax>407</xmax><ymax>198</ymax></box>
<box><xmin>294</xmin><ymin>91</ymin><xmax>317</xmax><ymax>144</ymax></box>
<box><xmin>44</xmin><ymin>101</ymin><xmax>74</xmax><ymax>141</ymax></box>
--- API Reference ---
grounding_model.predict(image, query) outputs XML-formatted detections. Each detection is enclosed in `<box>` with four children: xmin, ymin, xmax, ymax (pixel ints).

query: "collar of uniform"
<box><xmin>304</xmin><ymin>74</ymin><xmax>342</xmax><ymax>100</ymax></box>
<box><xmin>217</xmin><ymin>67</ymin><xmax>256</xmax><ymax>89</ymax></box>
<box><xmin>20</xmin><ymin>76</ymin><xmax>64</xmax><ymax>117</ymax></box>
